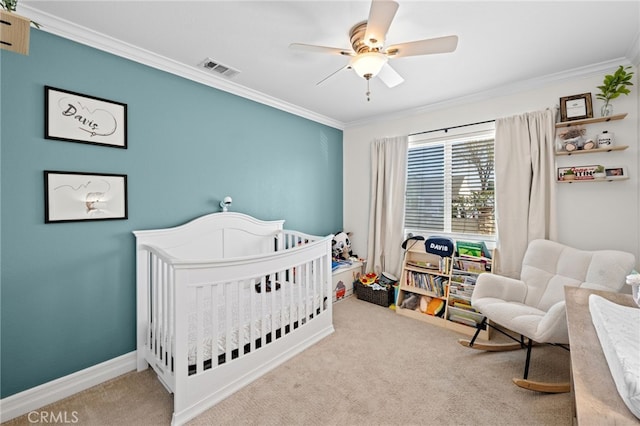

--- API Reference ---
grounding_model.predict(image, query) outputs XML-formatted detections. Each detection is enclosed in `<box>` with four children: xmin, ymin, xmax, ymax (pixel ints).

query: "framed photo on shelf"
<box><xmin>45</xmin><ymin>86</ymin><xmax>128</xmax><ymax>148</ymax></box>
<box><xmin>605</xmin><ymin>167</ymin><xmax>626</xmax><ymax>178</ymax></box>
<box><xmin>44</xmin><ymin>171</ymin><xmax>128</xmax><ymax>223</ymax></box>
<box><xmin>559</xmin><ymin>93</ymin><xmax>593</xmax><ymax>122</ymax></box>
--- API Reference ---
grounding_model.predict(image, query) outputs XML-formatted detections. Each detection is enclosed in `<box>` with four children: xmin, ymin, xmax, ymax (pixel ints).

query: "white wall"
<box><xmin>344</xmin><ymin>65</ymin><xmax>639</xmax><ymax>271</ymax></box>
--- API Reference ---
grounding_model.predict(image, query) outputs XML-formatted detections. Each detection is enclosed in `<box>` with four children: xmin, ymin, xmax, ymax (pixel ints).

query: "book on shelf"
<box><xmin>453</xmin><ymin>258</ymin><xmax>491</xmax><ymax>274</ymax></box>
<box><xmin>406</xmin><ymin>257</ymin><xmax>450</xmax><ymax>274</ymax></box>
<box><xmin>448</xmin><ymin>292</ymin><xmax>471</xmax><ymax>302</ymax></box>
<box><xmin>448</xmin><ymin>306</ymin><xmax>484</xmax><ymax>321</ymax></box>
<box><xmin>450</xmin><ymin>274</ymin><xmax>477</xmax><ymax>284</ymax></box>
<box><xmin>449</xmin><ymin>278</ymin><xmax>475</xmax><ymax>291</ymax></box>
<box><xmin>448</xmin><ymin>315</ymin><xmax>478</xmax><ymax>327</ymax></box>
<box><xmin>406</xmin><ymin>271</ymin><xmax>448</xmax><ymax>297</ymax></box>
<box><xmin>456</xmin><ymin>240</ymin><xmax>492</xmax><ymax>259</ymax></box>
<box><xmin>406</xmin><ymin>260</ymin><xmax>437</xmax><ymax>270</ymax></box>
<box><xmin>452</xmin><ymin>301</ymin><xmax>475</xmax><ymax>311</ymax></box>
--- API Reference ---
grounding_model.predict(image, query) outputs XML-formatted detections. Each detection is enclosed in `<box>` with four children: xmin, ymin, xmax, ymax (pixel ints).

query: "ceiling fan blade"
<box><xmin>377</xmin><ymin>63</ymin><xmax>404</xmax><ymax>88</ymax></box>
<box><xmin>386</xmin><ymin>35</ymin><xmax>459</xmax><ymax>58</ymax></box>
<box><xmin>316</xmin><ymin>64</ymin><xmax>351</xmax><ymax>86</ymax></box>
<box><xmin>364</xmin><ymin>0</ymin><xmax>399</xmax><ymax>49</ymax></box>
<box><xmin>289</xmin><ymin>43</ymin><xmax>353</xmax><ymax>56</ymax></box>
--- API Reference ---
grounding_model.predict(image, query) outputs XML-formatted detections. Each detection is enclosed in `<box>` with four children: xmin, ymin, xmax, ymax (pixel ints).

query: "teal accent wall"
<box><xmin>0</xmin><ymin>30</ymin><xmax>343</xmax><ymax>398</ymax></box>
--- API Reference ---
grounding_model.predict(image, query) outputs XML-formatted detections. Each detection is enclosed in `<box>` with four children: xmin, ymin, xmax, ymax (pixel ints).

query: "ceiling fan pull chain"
<box><xmin>366</xmin><ymin>78</ymin><xmax>371</xmax><ymax>102</ymax></box>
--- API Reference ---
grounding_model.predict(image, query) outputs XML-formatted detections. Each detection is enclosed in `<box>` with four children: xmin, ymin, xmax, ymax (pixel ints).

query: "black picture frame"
<box><xmin>559</xmin><ymin>93</ymin><xmax>593</xmax><ymax>122</ymax></box>
<box><xmin>45</xmin><ymin>86</ymin><xmax>128</xmax><ymax>148</ymax></box>
<box><xmin>44</xmin><ymin>170</ymin><xmax>128</xmax><ymax>223</ymax></box>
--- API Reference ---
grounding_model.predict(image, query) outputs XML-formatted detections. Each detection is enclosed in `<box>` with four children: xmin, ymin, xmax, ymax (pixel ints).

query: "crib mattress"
<box><xmin>589</xmin><ymin>294</ymin><xmax>640</xmax><ymax>419</ymax></box>
<box><xmin>154</xmin><ymin>280</ymin><xmax>323</xmax><ymax>367</ymax></box>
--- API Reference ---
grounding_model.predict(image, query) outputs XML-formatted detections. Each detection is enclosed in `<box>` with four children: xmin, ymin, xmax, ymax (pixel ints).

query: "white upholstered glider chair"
<box><xmin>459</xmin><ymin>239</ymin><xmax>635</xmax><ymax>393</ymax></box>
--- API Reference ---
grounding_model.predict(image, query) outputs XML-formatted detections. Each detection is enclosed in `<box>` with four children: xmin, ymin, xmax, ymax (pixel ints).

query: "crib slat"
<box><xmin>249</xmin><ymin>278</ymin><xmax>256</xmax><ymax>353</ymax></box>
<box><xmin>167</xmin><ymin>261</ymin><xmax>174</xmax><ymax>369</ymax></box>
<box><xmin>152</xmin><ymin>254</ymin><xmax>160</xmax><ymax>357</ymax></box>
<box><xmin>320</xmin><ymin>256</ymin><xmax>325</xmax><ymax>312</ymax></box>
<box><xmin>159</xmin><ymin>257</ymin><xmax>165</xmax><ymax>359</ymax></box>
<box><xmin>212</xmin><ymin>284</ymin><xmax>220</xmax><ymax>368</ymax></box>
<box><xmin>238</xmin><ymin>279</ymin><xmax>245</xmax><ymax>356</ymax></box>
<box><xmin>147</xmin><ymin>253</ymin><xmax>153</xmax><ymax>353</ymax></box>
<box><xmin>225</xmin><ymin>282</ymin><xmax>233</xmax><ymax>363</ymax></box>
<box><xmin>161</xmin><ymin>260</ymin><xmax>168</xmax><ymax>365</ymax></box>
<box><xmin>279</xmin><ymin>270</ymin><xmax>285</xmax><ymax>337</ymax></box>
<box><xmin>297</xmin><ymin>263</ymin><xmax>302</xmax><ymax>325</ymax></box>
<box><xmin>312</xmin><ymin>258</ymin><xmax>318</xmax><ymax>314</ymax></box>
<box><xmin>323</xmin><ymin>254</ymin><xmax>329</xmax><ymax>309</ymax></box>
<box><xmin>148</xmin><ymin>253</ymin><xmax>155</xmax><ymax>355</ymax></box>
<box><xmin>287</xmin><ymin>269</ymin><xmax>292</xmax><ymax>330</ymax></box>
<box><xmin>305</xmin><ymin>261</ymin><xmax>311</xmax><ymax>322</ymax></box>
<box><xmin>269</xmin><ymin>273</ymin><xmax>275</xmax><ymax>341</ymax></box>
<box><xmin>195</xmin><ymin>286</ymin><xmax>204</xmax><ymax>374</ymax></box>
<box><xmin>260</xmin><ymin>276</ymin><xmax>267</xmax><ymax>345</ymax></box>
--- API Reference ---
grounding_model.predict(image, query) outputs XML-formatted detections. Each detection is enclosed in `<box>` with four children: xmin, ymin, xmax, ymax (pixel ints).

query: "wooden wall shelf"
<box><xmin>558</xmin><ymin>177</ymin><xmax>629</xmax><ymax>183</ymax></box>
<box><xmin>556</xmin><ymin>145</ymin><xmax>628</xmax><ymax>156</ymax></box>
<box><xmin>0</xmin><ymin>10</ymin><xmax>31</xmax><ymax>55</ymax></box>
<box><xmin>555</xmin><ymin>113</ymin><xmax>627</xmax><ymax>128</ymax></box>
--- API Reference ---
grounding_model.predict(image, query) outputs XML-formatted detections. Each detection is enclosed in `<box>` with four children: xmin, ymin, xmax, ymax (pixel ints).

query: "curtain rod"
<box><xmin>409</xmin><ymin>119</ymin><xmax>495</xmax><ymax>137</ymax></box>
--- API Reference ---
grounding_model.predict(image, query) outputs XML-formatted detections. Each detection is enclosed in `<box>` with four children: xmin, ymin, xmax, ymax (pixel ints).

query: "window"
<box><xmin>405</xmin><ymin>129</ymin><xmax>495</xmax><ymax>239</ymax></box>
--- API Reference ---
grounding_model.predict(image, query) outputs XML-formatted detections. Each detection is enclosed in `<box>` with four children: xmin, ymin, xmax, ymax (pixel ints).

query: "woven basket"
<box><xmin>355</xmin><ymin>281</ymin><xmax>394</xmax><ymax>307</ymax></box>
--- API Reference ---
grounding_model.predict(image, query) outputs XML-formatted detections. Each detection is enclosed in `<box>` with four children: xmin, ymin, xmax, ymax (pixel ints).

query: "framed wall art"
<box><xmin>44</xmin><ymin>171</ymin><xmax>128</xmax><ymax>223</ymax></box>
<box><xmin>45</xmin><ymin>86</ymin><xmax>128</xmax><ymax>148</ymax></box>
<box><xmin>559</xmin><ymin>93</ymin><xmax>593</xmax><ymax>122</ymax></box>
<box><xmin>557</xmin><ymin>165</ymin><xmax>599</xmax><ymax>181</ymax></box>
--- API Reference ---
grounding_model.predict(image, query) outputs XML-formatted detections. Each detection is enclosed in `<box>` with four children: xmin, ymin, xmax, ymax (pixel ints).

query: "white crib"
<box><xmin>133</xmin><ymin>212</ymin><xmax>334</xmax><ymax>425</ymax></box>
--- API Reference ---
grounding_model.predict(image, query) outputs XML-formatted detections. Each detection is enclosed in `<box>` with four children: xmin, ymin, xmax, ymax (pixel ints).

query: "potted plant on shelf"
<box><xmin>593</xmin><ymin>165</ymin><xmax>606</xmax><ymax>179</ymax></box>
<box><xmin>596</xmin><ymin>65</ymin><xmax>635</xmax><ymax>117</ymax></box>
<box><xmin>563</xmin><ymin>169</ymin><xmax>576</xmax><ymax>181</ymax></box>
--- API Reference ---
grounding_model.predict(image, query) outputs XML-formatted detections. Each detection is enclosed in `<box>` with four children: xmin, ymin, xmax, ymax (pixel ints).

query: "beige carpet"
<box><xmin>3</xmin><ymin>296</ymin><xmax>571</xmax><ymax>425</ymax></box>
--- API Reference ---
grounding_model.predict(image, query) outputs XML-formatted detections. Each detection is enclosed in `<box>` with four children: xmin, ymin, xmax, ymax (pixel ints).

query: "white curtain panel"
<box><xmin>367</xmin><ymin>136</ymin><xmax>408</xmax><ymax>278</ymax></box>
<box><xmin>494</xmin><ymin>109</ymin><xmax>557</xmax><ymax>278</ymax></box>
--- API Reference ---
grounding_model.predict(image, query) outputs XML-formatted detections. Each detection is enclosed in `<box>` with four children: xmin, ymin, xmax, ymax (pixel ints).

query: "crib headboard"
<box><xmin>133</xmin><ymin>212</ymin><xmax>285</xmax><ymax>260</ymax></box>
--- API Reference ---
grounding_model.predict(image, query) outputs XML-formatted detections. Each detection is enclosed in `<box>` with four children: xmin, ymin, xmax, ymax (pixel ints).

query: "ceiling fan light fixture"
<box><xmin>349</xmin><ymin>52</ymin><xmax>388</xmax><ymax>79</ymax></box>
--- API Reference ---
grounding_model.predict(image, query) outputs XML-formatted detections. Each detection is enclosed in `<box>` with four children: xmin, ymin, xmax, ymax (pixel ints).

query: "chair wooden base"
<box><xmin>458</xmin><ymin>338</ymin><xmax>523</xmax><ymax>352</ymax></box>
<box><xmin>512</xmin><ymin>378</ymin><xmax>570</xmax><ymax>393</ymax></box>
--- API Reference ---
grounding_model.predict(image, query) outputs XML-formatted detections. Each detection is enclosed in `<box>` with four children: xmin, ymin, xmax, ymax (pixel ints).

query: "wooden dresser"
<box><xmin>564</xmin><ymin>286</ymin><xmax>639</xmax><ymax>425</ymax></box>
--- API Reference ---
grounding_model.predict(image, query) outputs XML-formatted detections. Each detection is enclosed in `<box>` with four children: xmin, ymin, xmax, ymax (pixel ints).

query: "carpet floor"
<box><xmin>3</xmin><ymin>296</ymin><xmax>572</xmax><ymax>425</ymax></box>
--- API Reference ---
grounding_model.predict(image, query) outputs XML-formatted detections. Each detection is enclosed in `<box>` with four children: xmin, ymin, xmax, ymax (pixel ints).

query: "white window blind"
<box><xmin>405</xmin><ymin>129</ymin><xmax>495</xmax><ymax>238</ymax></box>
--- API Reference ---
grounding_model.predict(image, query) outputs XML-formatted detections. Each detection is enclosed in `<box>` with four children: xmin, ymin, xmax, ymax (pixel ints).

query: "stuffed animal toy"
<box><xmin>332</xmin><ymin>231</ymin><xmax>355</xmax><ymax>260</ymax></box>
<box><xmin>254</xmin><ymin>276</ymin><xmax>281</xmax><ymax>293</ymax></box>
<box><xmin>400</xmin><ymin>293</ymin><xmax>420</xmax><ymax>310</ymax></box>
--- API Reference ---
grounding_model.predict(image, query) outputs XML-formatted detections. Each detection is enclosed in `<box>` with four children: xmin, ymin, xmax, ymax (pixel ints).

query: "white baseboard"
<box><xmin>0</xmin><ymin>351</ymin><xmax>137</xmax><ymax>423</ymax></box>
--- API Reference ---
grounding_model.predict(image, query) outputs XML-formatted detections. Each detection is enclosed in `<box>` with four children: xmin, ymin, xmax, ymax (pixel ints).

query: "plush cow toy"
<box><xmin>332</xmin><ymin>231</ymin><xmax>355</xmax><ymax>260</ymax></box>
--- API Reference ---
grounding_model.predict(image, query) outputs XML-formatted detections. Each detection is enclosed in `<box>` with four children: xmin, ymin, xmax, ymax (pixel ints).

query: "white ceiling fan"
<box><xmin>289</xmin><ymin>0</ymin><xmax>459</xmax><ymax>101</ymax></box>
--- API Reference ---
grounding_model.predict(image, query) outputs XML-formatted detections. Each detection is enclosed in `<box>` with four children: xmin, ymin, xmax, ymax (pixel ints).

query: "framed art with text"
<box><xmin>45</xmin><ymin>86</ymin><xmax>127</xmax><ymax>148</ymax></box>
<box><xmin>559</xmin><ymin>93</ymin><xmax>593</xmax><ymax>122</ymax></box>
<box><xmin>44</xmin><ymin>171</ymin><xmax>128</xmax><ymax>223</ymax></box>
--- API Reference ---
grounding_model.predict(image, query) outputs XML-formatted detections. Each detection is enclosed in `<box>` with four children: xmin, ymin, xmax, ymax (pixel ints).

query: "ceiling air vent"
<box><xmin>199</xmin><ymin>58</ymin><xmax>240</xmax><ymax>78</ymax></box>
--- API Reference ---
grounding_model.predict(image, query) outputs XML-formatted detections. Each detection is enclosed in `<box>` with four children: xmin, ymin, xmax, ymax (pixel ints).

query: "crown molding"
<box><xmin>19</xmin><ymin>5</ymin><xmax>345</xmax><ymax>131</ymax></box>
<box><xmin>19</xmin><ymin>5</ymin><xmax>636</xmax><ymax>132</ymax></box>
<box><xmin>345</xmin><ymin>58</ymin><xmax>633</xmax><ymax>128</ymax></box>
